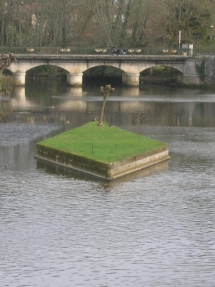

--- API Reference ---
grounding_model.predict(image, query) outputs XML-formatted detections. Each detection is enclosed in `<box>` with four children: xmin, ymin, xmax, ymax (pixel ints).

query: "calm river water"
<box><xmin>0</xmin><ymin>79</ymin><xmax>215</xmax><ymax>287</ymax></box>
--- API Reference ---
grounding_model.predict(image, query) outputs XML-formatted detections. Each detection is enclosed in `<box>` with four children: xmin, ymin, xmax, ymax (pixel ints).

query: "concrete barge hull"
<box><xmin>35</xmin><ymin>147</ymin><xmax>170</xmax><ymax>181</ymax></box>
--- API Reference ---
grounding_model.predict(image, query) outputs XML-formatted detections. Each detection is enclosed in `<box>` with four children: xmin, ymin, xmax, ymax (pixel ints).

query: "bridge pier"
<box><xmin>13</xmin><ymin>72</ymin><xmax>26</xmax><ymax>86</ymax></box>
<box><xmin>122</xmin><ymin>72</ymin><xmax>140</xmax><ymax>86</ymax></box>
<box><xmin>67</xmin><ymin>73</ymin><xmax>83</xmax><ymax>86</ymax></box>
<box><xmin>180</xmin><ymin>59</ymin><xmax>201</xmax><ymax>85</ymax></box>
<box><xmin>180</xmin><ymin>74</ymin><xmax>201</xmax><ymax>85</ymax></box>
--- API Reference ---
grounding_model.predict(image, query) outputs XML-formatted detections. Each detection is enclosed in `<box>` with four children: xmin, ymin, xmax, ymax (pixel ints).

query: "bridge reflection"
<box><xmin>6</xmin><ymin>86</ymin><xmax>215</xmax><ymax>128</ymax></box>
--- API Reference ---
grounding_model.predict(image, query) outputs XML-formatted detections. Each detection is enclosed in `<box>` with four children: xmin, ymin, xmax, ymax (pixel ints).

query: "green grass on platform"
<box><xmin>38</xmin><ymin>122</ymin><xmax>167</xmax><ymax>163</ymax></box>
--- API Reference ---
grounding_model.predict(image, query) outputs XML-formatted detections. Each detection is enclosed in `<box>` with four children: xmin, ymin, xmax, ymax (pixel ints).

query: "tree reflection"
<box><xmin>0</xmin><ymin>99</ymin><xmax>12</xmax><ymax>122</ymax></box>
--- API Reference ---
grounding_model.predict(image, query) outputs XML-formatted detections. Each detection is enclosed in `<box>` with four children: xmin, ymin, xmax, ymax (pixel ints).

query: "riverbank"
<box><xmin>0</xmin><ymin>75</ymin><xmax>13</xmax><ymax>93</ymax></box>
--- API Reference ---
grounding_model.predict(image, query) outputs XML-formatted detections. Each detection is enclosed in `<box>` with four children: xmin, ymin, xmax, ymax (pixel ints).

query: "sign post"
<box><xmin>178</xmin><ymin>30</ymin><xmax>181</xmax><ymax>55</ymax></box>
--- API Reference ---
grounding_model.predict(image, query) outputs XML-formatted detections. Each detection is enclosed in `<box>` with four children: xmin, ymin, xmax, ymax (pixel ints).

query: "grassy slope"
<box><xmin>38</xmin><ymin>122</ymin><xmax>166</xmax><ymax>163</ymax></box>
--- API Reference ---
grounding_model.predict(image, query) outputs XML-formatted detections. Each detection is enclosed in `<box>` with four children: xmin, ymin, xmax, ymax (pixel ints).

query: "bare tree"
<box><xmin>163</xmin><ymin>0</ymin><xmax>213</xmax><ymax>45</ymax></box>
<box><xmin>97</xmin><ymin>85</ymin><xmax>115</xmax><ymax>126</ymax></box>
<box><xmin>0</xmin><ymin>0</ymin><xmax>214</xmax><ymax>50</ymax></box>
<box><xmin>0</xmin><ymin>52</ymin><xmax>16</xmax><ymax>75</ymax></box>
<box><xmin>87</xmin><ymin>0</ymin><xmax>114</xmax><ymax>46</ymax></box>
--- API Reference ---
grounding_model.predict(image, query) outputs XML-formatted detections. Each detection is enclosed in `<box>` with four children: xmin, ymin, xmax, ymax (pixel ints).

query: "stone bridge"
<box><xmin>8</xmin><ymin>54</ymin><xmax>202</xmax><ymax>86</ymax></box>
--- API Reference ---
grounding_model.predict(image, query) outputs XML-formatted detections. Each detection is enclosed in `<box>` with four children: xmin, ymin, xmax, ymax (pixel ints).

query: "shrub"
<box><xmin>0</xmin><ymin>75</ymin><xmax>14</xmax><ymax>93</ymax></box>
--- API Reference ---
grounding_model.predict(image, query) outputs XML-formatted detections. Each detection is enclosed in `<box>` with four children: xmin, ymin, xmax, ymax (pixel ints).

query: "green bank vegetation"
<box><xmin>0</xmin><ymin>75</ymin><xmax>13</xmax><ymax>93</ymax></box>
<box><xmin>38</xmin><ymin>122</ymin><xmax>166</xmax><ymax>163</ymax></box>
<box><xmin>0</xmin><ymin>75</ymin><xmax>13</xmax><ymax>123</ymax></box>
<box><xmin>0</xmin><ymin>53</ymin><xmax>16</xmax><ymax>95</ymax></box>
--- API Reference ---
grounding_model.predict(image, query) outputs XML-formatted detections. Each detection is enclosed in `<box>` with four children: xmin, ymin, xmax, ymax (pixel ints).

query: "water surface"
<box><xmin>0</xmin><ymin>80</ymin><xmax>215</xmax><ymax>286</ymax></box>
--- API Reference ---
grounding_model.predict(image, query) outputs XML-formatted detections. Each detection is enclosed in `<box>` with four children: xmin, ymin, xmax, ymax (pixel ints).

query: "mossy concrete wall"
<box><xmin>204</xmin><ymin>55</ymin><xmax>215</xmax><ymax>84</ymax></box>
<box><xmin>35</xmin><ymin>145</ymin><xmax>170</xmax><ymax>181</ymax></box>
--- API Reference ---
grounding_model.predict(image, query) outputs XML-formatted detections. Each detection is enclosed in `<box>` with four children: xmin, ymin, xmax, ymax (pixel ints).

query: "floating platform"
<box><xmin>35</xmin><ymin>122</ymin><xmax>170</xmax><ymax>181</ymax></box>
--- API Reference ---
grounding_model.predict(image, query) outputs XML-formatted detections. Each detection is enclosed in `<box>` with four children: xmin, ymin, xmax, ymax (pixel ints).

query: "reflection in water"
<box><xmin>12</xmin><ymin>87</ymin><xmax>27</xmax><ymax>109</ymax></box>
<box><xmin>120</xmin><ymin>86</ymin><xmax>140</xmax><ymax>97</ymax></box>
<box><xmin>1</xmin><ymin>80</ymin><xmax>215</xmax><ymax>286</ymax></box>
<box><xmin>0</xmin><ymin>99</ymin><xmax>12</xmax><ymax>122</ymax></box>
<box><xmin>9</xmin><ymin>80</ymin><xmax>215</xmax><ymax>128</ymax></box>
<box><xmin>66</xmin><ymin>86</ymin><xmax>85</xmax><ymax>97</ymax></box>
<box><xmin>13</xmin><ymin>86</ymin><xmax>26</xmax><ymax>99</ymax></box>
<box><xmin>37</xmin><ymin>160</ymin><xmax>169</xmax><ymax>189</ymax></box>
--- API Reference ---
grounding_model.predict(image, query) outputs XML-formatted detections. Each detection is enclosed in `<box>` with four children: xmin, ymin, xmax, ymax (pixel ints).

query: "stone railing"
<box><xmin>0</xmin><ymin>46</ymin><xmax>212</xmax><ymax>56</ymax></box>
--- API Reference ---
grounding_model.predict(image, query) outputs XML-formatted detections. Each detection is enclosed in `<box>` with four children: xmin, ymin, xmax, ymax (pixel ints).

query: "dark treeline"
<box><xmin>0</xmin><ymin>0</ymin><xmax>215</xmax><ymax>50</ymax></box>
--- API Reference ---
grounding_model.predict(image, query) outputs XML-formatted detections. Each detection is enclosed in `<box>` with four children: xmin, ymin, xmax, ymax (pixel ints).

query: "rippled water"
<box><xmin>1</xmin><ymin>82</ymin><xmax>215</xmax><ymax>286</ymax></box>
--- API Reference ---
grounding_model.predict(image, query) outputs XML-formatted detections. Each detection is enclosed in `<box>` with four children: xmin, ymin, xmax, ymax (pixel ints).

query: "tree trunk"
<box><xmin>97</xmin><ymin>93</ymin><xmax>109</xmax><ymax>126</ymax></box>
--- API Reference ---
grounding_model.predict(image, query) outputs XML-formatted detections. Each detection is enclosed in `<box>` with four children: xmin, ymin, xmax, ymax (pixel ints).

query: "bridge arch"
<box><xmin>140</xmin><ymin>65</ymin><xmax>183</xmax><ymax>85</ymax></box>
<box><xmin>8</xmin><ymin>61</ymin><xmax>70</xmax><ymax>86</ymax></box>
<box><xmin>26</xmin><ymin>64</ymin><xmax>68</xmax><ymax>79</ymax></box>
<box><xmin>83</xmin><ymin>65</ymin><xmax>124</xmax><ymax>85</ymax></box>
<box><xmin>139</xmin><ymin>64</ymin><xmax>184</xmax><ymax>74</ymax></box>
<box><xmin>9</xmin><ymin>62</ymin><xmax>73</xmax><ymax>74</ymax></box>
<box><xmin>8</xmin><ymin>54</ymin><xmax>201</xmax><ymax>87</ymax></box>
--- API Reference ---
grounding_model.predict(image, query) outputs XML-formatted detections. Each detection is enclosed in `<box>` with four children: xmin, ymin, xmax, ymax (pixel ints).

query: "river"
<box><xmin>0</xmin><ymin>79</ymin><xmax>215</xmax><ymax>287</ymax></box>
